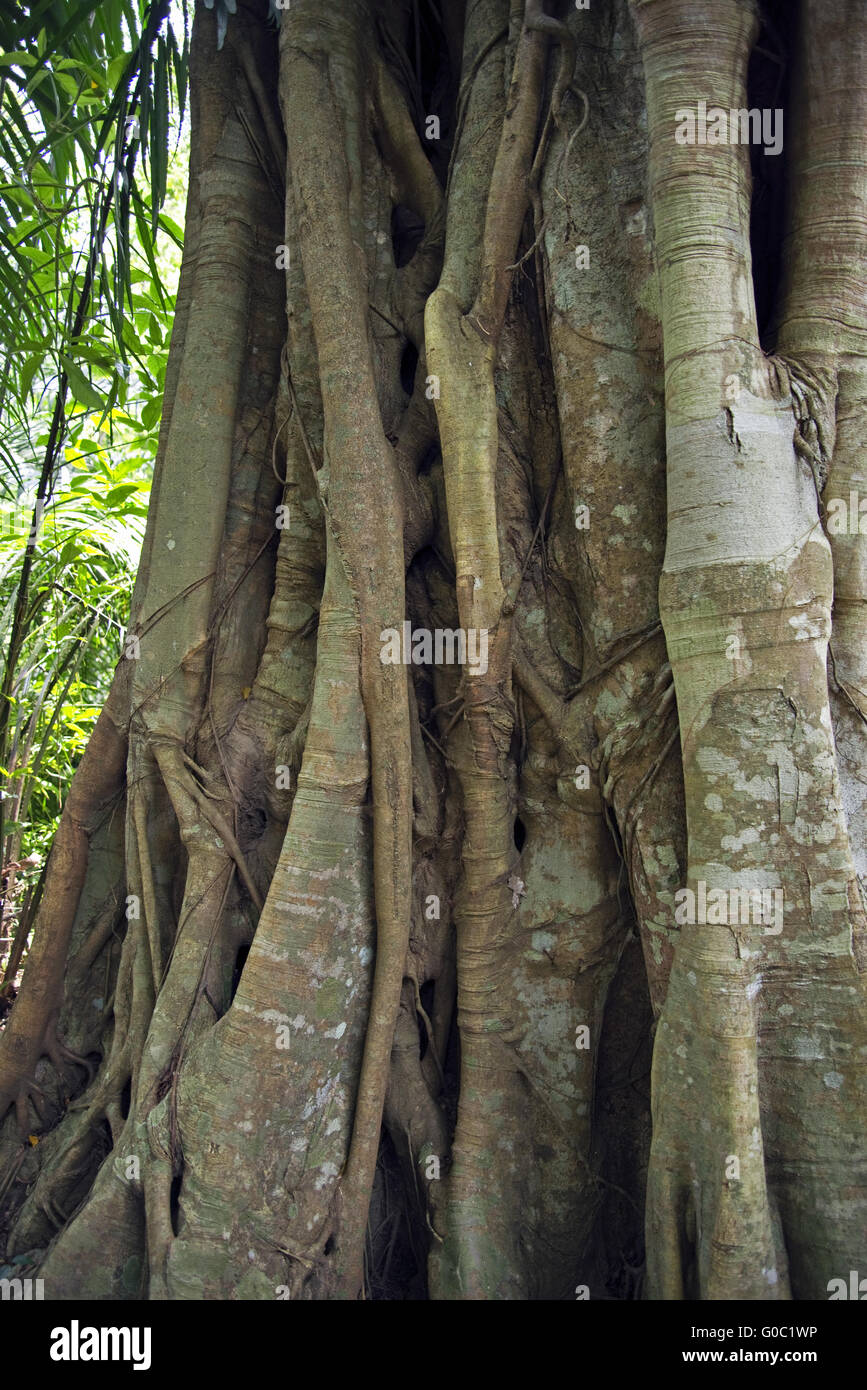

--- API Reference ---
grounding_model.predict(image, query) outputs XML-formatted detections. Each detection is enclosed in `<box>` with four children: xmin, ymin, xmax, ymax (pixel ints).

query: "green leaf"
<box><xmin>20</xmin><ymin>353</ymin><xmax>42</xmax><ymax>399</ymax></box>
<box><xmin>16</xmin><ymin>246</ymin><xmax>52</xmax><ymax>265</ymax></box>
<box><xmin>140</xmin><ymin>397</ymin><xmax>161</xmax><ymax>430</ymax></box>
<box><xmin>107</xmin><ymin>53</ymin><xmax>129</xmax><ymax>91</ymax></box>
<box><xmin>150</xmin><ymin>35</ymin><xmax>169</xmax><ymax>232</ymax></box>
<box><xmin>70</xmin><ymin>342</ymin><xmax>117</xmax><ymax>372</ymax></box>
<box><xmin>105</xmin><ymin>482</ymin><xmax>141</xmax><ymax>508</ymax></box>
<box><xmin>25</xmin><ymin>67</ymin><xmax>49</xmax><ymax>94</ymax></box>
<box><xmin>60</xmin><ymin>356</ymin><xmax>105</xmax><ymax>413</ymax></box>
<box><xmin>58</xmin><ymin>539</ymin><xmax>82</xmax><ymax>567</ymax></box>
<box><xmin>53</xmin><ymin>71</ymin><xmax>82</xmax><ymax>100</ymax></box>
<box><xmin>158</xmin><ymin>210</ymin><xmax>183</xmax><ymax>246</ymax></box>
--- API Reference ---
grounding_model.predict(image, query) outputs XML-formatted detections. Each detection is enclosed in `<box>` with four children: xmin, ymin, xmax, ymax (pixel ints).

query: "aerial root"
<box><xmin>44</xmin><ymin>1021</ymin><xmax>97</xmax><ymax>1087</ymax></box>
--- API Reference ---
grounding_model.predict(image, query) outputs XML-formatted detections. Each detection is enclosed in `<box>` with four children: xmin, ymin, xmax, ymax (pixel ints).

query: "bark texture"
<box><xmin>0</xmin><ymin>0</ymin><xmax>864</xmax><ymax>1301</ymax></box>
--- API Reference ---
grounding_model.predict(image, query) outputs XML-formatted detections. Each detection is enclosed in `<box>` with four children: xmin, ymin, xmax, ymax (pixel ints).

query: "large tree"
<box><xmin>0</xmin><ymin>0</ymin><xmax>865</xmax><ymax>1301</ymax></box>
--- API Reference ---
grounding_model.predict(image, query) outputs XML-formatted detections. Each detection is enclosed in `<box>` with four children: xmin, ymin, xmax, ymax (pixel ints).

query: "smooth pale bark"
<box><xmin>633</xmin><ymin>0</ymin><xmax>867</xmax><ymax>1298</ymax></box>
<box><xmin>774</xmin><ymin>0</ymin><xmax>867</xmax><ymax>922</ymax></box>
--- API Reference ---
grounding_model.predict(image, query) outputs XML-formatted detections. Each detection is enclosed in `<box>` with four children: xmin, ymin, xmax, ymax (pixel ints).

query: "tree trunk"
<box><xmin>0</xmin><ymin>0</ymin><xmax>864</xmax><ymax>1301</ymax></box>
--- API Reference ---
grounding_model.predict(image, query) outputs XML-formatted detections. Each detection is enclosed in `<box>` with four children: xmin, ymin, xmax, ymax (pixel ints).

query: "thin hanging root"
<box><xmin>237</xmin><ymin>43</ymin><xmax>286</xmax><ymax>192</ymax></box>
<box><xmin>37</xmin><ymin>1187</ymin><xmax>72</xmax><ymax>1233</ymax></box>
<box><xmin>425</xmin><ymin>1207</ymin><xmax>445</xmax><ymax>1243</ymax></box>
<box><xmin>829</xmin><ymin>645</ymin><xmax>867</xmax><ymax>726</ymax></box>
<box><xmin>440</xmin><ymin>701</ymin><xmax>466</xmax><ymax>740</ymax></box>
<box><xmin>508</xmin><ymin>78</ymin><xmax>589</xmax><ymax>276</ymax></box>
<box><xmin>625</xmin><ymin>704</ymin><xmax>678</xmax><ymax>809</ymax></box>
<box><xmin>502</xmin><ymin>454</ymin><xmax>562</xmax><ymax>615</ymax></box>
<box><xmin>524</xmin><ymin>0</ymin><xmax>577</xmax><ymax>124</ymax></box>
<box><xmin>257</xmin><ymin>1221</ymin><xmax>332</xmax><ymax>1279</ymax></box>
<box><xmin>43</xmin><ymin>1022</ymin><xmax>96</xmax><ymax>1087</ymax></box>
<box><xmin>411</xmin><ymin>971</ymin><xmax>446</xmax><ymax>1092</ymax></box>
<box><xmin>420</xmin><ymin>723</ymin><xmax>451</xmax><ymax>762</ymax></box>
<box><xmin>133</xmin><ymin>795</ymin><xmax>167</xmax><ymax>996</ymax></box>
<box><xmin>9</xmin><ymin>1072</ymin><xmax>111</xmax><ymax>1240</ymax></box>
<box><xmin>158</xmin><ymin>745</ymin><xmax>263</xmax><ymax>914</ymax></box>
<box><xmin>163</xmin><ymin>871</ymin><xmax>233</xmax><ymax>1174</ymax></box>
<box><xmin>522</xmin><ymin>0</ymin><xmax>588</xmax><ymax>237</ymax></box>
<box><xmin>430</xmin><ymin>693</ymin><xmax>463</xmax><ymax>717</ymax></box>
<box><xmin>564</xmin><ymin>621</ymin><xmax>664</xmax><ymax>699</ymax></box>
<box><xmin>187</xmin><ymin>787</ymin><xmax>263</xmax><ymax>914</ymax></box>
<box><xmin>181</xmin><ymin>752</ymin><xmax>223</xmax><ymax>796</ymax></box>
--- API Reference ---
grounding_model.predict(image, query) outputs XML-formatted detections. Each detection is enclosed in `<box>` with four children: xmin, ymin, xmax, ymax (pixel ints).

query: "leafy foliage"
<box><xmin>0</xmin><ymin>0</ymin><xmax>188</xmax><ymax>990</ymax></box>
